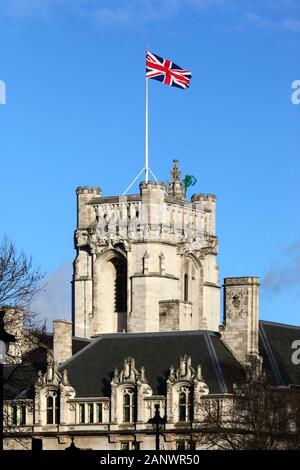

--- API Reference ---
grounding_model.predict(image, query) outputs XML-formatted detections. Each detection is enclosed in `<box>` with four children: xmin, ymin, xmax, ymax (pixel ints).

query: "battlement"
<box><xmin>139</xmin><ymin>181</ymin><xmax>166</xmax><ymax>191</ymax></box>
<box><xmin>192</xmin><ymin>193</ymin><xmax>217</xmax><ymax>203</ymax></box>
<box><xmin>76</xmin><ymin>186</ymin><xmax>101</xmax><ymax>196</ymax></box>
<box><xmin>224</xmin><ymin>277</ymin><xmax>260</xmax><ymax>286</ymax></box>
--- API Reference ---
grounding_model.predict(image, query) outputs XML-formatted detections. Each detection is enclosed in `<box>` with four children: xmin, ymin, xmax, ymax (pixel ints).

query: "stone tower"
<box><xmin>72</xmin><ymin>160</ymin><xmax>220</xmax><ymax>338</ymax></box>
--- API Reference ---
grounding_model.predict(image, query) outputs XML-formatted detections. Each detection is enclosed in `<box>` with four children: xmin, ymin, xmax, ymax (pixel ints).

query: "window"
<box><xmin>88</xmin><ymin>404</ymin><xmax>94</xmax><ymax>423</ymax></box>
<box><xmin>20</xmin><ymin>404</ymin><xmax>26</xmax><ymax>425</ymax></box>
<box><xmin>46</xmin><ymin>393</ymin><xmax>59</xmax><ymax>425</ymax></box>
<box><xmin>79</xmin><ymin>404</ymin><xmax>85</xmax><ymax>423</ymax></box>
<box><xmin>176</xmin><ymin>441</ymin><xmax>193</xmax><ymax>450</ymax></box>
<box><xmin>10</xmin><ymin>404</ymin><xmax>26</xmax><ymax>426</ymax></box>
<box><xmin>96</xmin><ymin>403</ymin><xmax>103</xmax><ymax>423</ymax></box>
<box><xmin>120</xmin><ymin>442</ymin><xmax>140</xmax><ymax>451</ymax></box>
<box><xmin>184</xmin><ymin>274</ymin><xmax>189</xmax><ymax>301</ymax></box>
<box><xmin>11</xmin><ymin>405</ymin><xmax>18</xmax><ymax>425</ymax></box>
<box><xmin>114</xmin><ymin>258</ymin><xmax>127</xmax><ymax>313</ymax></box>
<box><xmin>178</xmin><ymin>389</ymin><xmax>191</xmax><ymax>422</ymax></box>
<box><xmin>123</xmin><ymin>390</ymin><xmax>136</xmax><ymax>423</ymax></box>
<box><xmin>47</xmin><ymin>392</ymin><xmax>59</xmax><ymax>424</ymax></box>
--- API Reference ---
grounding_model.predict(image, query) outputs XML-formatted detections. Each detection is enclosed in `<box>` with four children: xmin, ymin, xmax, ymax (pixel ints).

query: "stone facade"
<box><xmin>6</xmin><ymin>159</ymin><xmax>286</xmax><ymax>452</ymax></box>
<box><xmin>73</xmin><ymin>161</ymin><xmax>220</xmax><ymax>338</ymax></box>
<box><xmin>221</xmin><ymin>277</ymin><xmax>260</xmax><ymax>365</ymax></box>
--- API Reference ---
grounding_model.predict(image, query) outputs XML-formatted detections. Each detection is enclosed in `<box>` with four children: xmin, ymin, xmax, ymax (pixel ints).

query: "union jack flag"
<box><xmin>146</xmin><ymin>50</ymin><xmax>192</xmax><ymax>89</ymax></box>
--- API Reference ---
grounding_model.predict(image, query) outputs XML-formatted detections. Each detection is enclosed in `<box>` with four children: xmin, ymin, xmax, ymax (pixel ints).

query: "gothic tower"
<box><xmin>72</xmin><ymin>161</ymin><xmax>220</xmax><ymax>338</ymax></box>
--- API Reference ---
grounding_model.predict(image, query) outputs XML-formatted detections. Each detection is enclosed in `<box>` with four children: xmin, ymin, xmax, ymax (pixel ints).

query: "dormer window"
<box><xmin>123</xmin><ymin>389</ymin><xmax>136</xmax><ymax>423</ymax></box>
<box><xmin>178</xmin><ymin>388</ymin><xmax>191</xmax><ymax>422</ymax></box>
<box><xmin>46</xmin><ymin>392</ymin><xmax>59</xmax><ymax>425</ymax></box>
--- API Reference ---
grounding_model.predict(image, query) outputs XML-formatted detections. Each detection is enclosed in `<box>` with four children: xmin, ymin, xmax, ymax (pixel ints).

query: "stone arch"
<box><xmin>94</xmin><ymin>249</ymin><xmax>128</xmax><ymax>333</ymax></box>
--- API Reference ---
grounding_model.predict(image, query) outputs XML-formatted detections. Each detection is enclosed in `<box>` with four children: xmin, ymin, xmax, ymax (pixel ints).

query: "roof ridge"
<box><xmin>91</xmin><ymin>329</ymin><xmax>219</xmax><ymax>339</ymax></box>
<box><xmin>204</xmin><ymin>332</ymin><xmax>227</xmax><ymax>394</ymax></box>
<box><xmin>260</xmin><ymin>320</ymin><xmax>300</xmax><ymax>330</ymax></box>
<box><xmin>259</xmin><ymin>323</ymin><xmax>285</xmax><ymax>386</ymax></box>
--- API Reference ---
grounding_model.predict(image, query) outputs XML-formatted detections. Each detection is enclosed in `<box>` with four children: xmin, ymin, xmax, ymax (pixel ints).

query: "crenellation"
<box><xmin>139</xmin><ymin>181</ymin><xmax>166</xmax><ymax>191</ymax></box>
<box><xmin>191</xmin><ymin>193</ymin><xmax>217</xmax><ymax>202</ymax></box>
<box><xmin>76</xmin><ymin>186</ymin><xmax>101</xmax><ymax>195</ymax></box>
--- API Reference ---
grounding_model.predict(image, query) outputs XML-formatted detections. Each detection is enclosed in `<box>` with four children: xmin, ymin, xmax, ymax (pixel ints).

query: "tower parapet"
<box><xmin>76</xmin><ymin>186</ymin><xmax>102</xmax><ymax>229</ymax></box>
<box><xmin>192</xmin><ymin>193</ymin><xmax>217</xmax><ymax>235</ymax></box>
<box><xmin>139</xmin><ymin>181</ymin><xmax>166</xmax><ymax>191</ymax></box>
<box><xmin>76</xmin><ymin>186</ymin><xmax>101</xmax><ymax>196</ymax></box>
<box><xmin>191</xmin><ymin>193</ymin><xmax>216</xmax><ymax>203</ymax></box>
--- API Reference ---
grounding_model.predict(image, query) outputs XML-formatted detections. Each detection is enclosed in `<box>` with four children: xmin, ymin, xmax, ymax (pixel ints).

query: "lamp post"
<box><xmin>148</xmin><ymin>404</ymin><xmax>166</xmax><ymax>451</ymax></box>
<box><xmin>0</xmin><ymin>309</ymin><xmax>16</xmax><ymax>452</ymax></box>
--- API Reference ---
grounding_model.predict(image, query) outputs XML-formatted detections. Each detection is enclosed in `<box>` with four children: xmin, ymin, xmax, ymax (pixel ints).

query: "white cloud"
<box><xmin>246</xmin><ymin>11</ymin><xmax>300</xmax><ymax>33</ymax></box>
<box><xmin>0</xmin><ymin>0</ymin><xmax>233</xmax><ymax>25</ymax></box>
<box><xmin>32</xmin><ymin>261</ymin><xmax>72</xmax><ymax>329</ymax></box>
<box><xmin>263</xmin><ymin>240</ymin><xmax>300</xmax><ymax>293</ymax></box>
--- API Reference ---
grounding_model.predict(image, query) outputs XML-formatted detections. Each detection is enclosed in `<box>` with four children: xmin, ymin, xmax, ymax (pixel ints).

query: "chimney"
<box><xmin>53</xmin><ymin>320</ymin><xmax>72</xmax><ymax>365</ymax></box>
<box><xmin>221</xmin><ymin>277</ymin><xmax>260</xmax><ymax>365</ymax></box>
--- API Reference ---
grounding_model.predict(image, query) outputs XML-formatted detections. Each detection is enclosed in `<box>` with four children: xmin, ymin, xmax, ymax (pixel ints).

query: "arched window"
<box><xmin>184</xmin><ymin>274</ymin><xmax>189</xmax><ymax>301</ymax></box>
<box><xmin>123</xmin><ymin>389</ymin><xmax>136</xmax><ymax>423</ymax></box>
<box><xmin>178</xmin><ymin>388</ymin><xmax>191</xmax><ymax>422</ymax></box>
<box><xmin>114</xmin><ymin>258</ymin><xmax>127</xmax><ymax>314</ymax></box>
<box><xmin>46</xmin><ymin>392</ymin><xmax>60</xmax><ymax>424</ymax></box>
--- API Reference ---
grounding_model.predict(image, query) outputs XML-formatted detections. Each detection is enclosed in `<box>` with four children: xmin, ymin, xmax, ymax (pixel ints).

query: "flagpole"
<box><xmin>145</xmin><ymin>53</ymin><xmax>149</xmax><ymax>183</ymax></box>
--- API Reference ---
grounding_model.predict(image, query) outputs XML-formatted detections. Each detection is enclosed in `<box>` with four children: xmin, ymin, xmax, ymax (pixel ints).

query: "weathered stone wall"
<box><xmin>53</xmin><ymin>320</ymin><xmax>72</xmax><ymax>365</ymax></box>
<box><xmin>221</xmin><ymin>277</ymin><xmax>260</xmax><ymax>365</ymax></box>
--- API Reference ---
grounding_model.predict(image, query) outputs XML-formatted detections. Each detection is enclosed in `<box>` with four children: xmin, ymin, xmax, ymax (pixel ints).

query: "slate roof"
<box><xmin>259</xmin><ymin>320</ymin><xmax>300</xmax><ymax>387</ymax></box>
<box><xmin>60</xmin><ymin>330</ymin><xmax>245</xmax><ymax>397</ymax></box>
<box><xmin>4</xmin><ymin>321</ymin><xmax>300</xmax><ymax>400</ymax></box>
<box><xmin>34</xmin><ymin>332</ymin><xmax>90</xmax><ymax>356</ymax></box>
<box><xmin>3</xmin><ymin>335</ymin><xmax>90</xmax><ymax>399</ymax></box>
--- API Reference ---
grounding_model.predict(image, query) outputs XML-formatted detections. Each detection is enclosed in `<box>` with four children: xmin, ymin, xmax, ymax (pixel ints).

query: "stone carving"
<box><xmin>226</xmin><ymin>309</ymin><xmax>234</xmax><ymax>319</ymax></box>
<box><xmin>74</xmin><ymin>256</ymin><xmax>80</xmax><ymax>277</ymax></box>
<box><xmin>159</xmin><ymin>252</ymin><xmax>166</xmax><ymax>275</ymax></box>
<box><xmin>62</xmin><ymin>369</ymin><xmax>69</xmax><ymax>385</ymax></box>
<box><xmin>232</xmin><ymin>295</ymin><xmax>240</xmax><ymax>308</ymax></box>
<box><xmin>75</xmin><ymin>230</ymin><xmax>88</xmax><ymax>247</ymax></box>
<box><xmin>143</xmin><ymin>251</ymin><xmax>150</xmax><ymax>274</ymax></box>
<box><xmin>47</xmin><ymin>359</ymin><xmax>54</xmax><ymax>383</ymax></box>
<box><xmin>37</xmin><ymin>370</ymin><xmax>43</xmax><ymax>386</ymax></box>
<box><xmin>167</xmin><ymin>355</ymin><xmax>207</xmax><ymax>386</ymax></box>
<box><xmin>112</xmin><ymin>357</ymin><xmax>147</xmax><ymax>385</ymax></box>
<box><xmin>239</xmin><ymin>309</ymin><xmax>248</xmax><ymax>319</ymax></box>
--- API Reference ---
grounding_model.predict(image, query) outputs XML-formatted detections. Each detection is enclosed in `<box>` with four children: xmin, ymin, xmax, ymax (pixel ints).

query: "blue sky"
<box><xmin>0</xmin><ymin>0</ymin><xmax>299</xmax><ymax>328</ymax></box>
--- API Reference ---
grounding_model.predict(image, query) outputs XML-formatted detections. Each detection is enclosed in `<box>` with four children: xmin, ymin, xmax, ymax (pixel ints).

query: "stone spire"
<box><xmin>168</xmin><ymin>159</ymin><xmax>184</xmax><ymax>199</ymax></box>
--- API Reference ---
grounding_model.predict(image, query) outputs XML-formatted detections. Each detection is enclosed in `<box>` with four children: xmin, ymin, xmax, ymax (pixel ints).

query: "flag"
<box><xmin>146</xmin><ymin>50</ymin><xmax>192</xmax><ymax>89</ymax></box>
